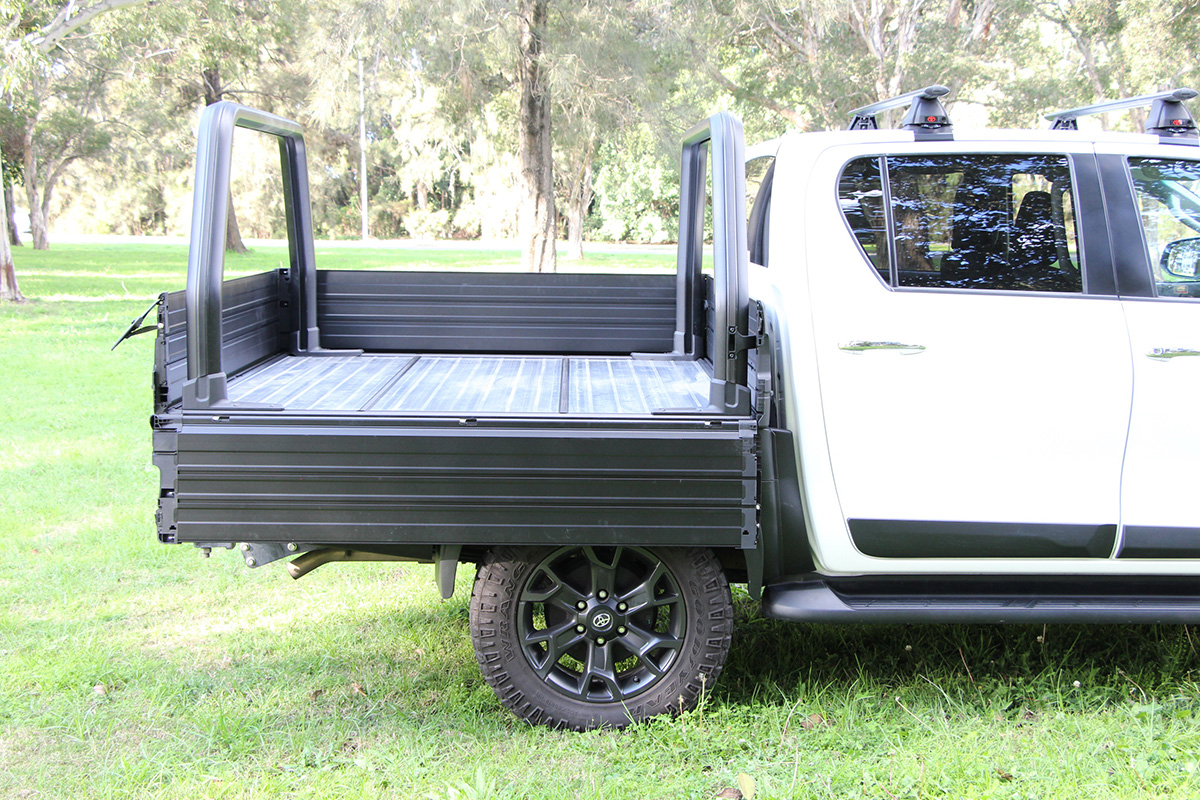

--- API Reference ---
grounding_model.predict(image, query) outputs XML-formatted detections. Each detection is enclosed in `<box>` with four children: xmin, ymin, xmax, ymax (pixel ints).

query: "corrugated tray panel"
<box><xmin>227</xmin><ymin>354</ymin><xmax>712</xmax><ymax>415</ymax></box>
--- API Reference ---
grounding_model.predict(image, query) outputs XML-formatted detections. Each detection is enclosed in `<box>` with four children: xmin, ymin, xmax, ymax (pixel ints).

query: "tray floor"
<box><xmin>227</xmin><ymin>354</ymin><xmax>713</xmax><ymax>414</ymax></box>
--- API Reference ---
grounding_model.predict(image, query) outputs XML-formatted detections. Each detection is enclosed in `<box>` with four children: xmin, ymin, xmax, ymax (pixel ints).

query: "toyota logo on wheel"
<box><xmin>591</xmin><ymin>611</ymin><xmax>613</xmax><ymax>630</ymax></box>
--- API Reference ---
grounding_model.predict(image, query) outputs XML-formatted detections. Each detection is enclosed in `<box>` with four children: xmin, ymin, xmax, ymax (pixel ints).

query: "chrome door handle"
<box><xmin>1147</xmin><ymin>348</ymin><xmax>1200</xmax><ymax>359</ymax></box>
<box><xmin>839</xmin><ymin>340</ymin><xmax>927</xmax><ymax>353</ymax></box>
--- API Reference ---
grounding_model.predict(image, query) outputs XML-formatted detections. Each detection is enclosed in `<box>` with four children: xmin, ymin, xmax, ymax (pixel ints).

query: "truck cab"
<box><xmin>749</xmin><ymin>87</ymin><xmax>1200</xmax><ymax>619</ymax></box>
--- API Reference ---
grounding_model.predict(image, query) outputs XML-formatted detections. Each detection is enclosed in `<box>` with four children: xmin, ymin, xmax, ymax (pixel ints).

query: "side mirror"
<box><xmin>1161</xmin><ymin>237</ymin><xmax>1200</xmax><ymax>278</ymax></box>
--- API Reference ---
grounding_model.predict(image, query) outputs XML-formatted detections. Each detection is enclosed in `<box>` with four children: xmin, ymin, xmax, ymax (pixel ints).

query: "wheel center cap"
<box><xmin>589</xmin><ymin>609</ymin><xmax>615</xmax><ymax>631</ymax></box>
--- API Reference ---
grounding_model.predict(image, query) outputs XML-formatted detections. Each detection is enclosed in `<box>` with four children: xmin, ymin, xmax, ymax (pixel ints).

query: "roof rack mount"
<box><xmin>1046</xmin><ymin>88</ymin><xmax>1198</xmax><ymax>139</ymax></box>
<box><xmin>848</xmin><ymin>85</ymin><xmax>952</xmax><ymax>135</ymax></box>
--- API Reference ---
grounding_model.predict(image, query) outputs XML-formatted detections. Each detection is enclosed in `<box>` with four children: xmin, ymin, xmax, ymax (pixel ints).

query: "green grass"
<box><xmin>3</xmin><ymin>241</ymin><xmax>1200</xmax><ymax>799</ymax></box>
<box><xmin>6</xmin><ymin>242</ymin><xmax>676</xmax><ymax>303</ymax></box>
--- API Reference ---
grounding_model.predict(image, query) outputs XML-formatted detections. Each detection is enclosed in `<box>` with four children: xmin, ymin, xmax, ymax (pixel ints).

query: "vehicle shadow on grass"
<box><xmin>718</xmin><ymin>599</ymin><xmax>1200</xmax><ymax>710</ymax></box>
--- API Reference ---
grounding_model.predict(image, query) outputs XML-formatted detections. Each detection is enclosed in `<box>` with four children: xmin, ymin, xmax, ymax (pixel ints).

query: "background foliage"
<box><xmin>4</xmin><ymin>0</ymin><xmax>1199</xmax><ymax>257</ymax></box>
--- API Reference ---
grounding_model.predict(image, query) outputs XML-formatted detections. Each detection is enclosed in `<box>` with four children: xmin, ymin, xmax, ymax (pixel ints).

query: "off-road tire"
<box><xmin>470</xmin><ymin>545</ymin><xmax>733</xmax><ymax>730</ymax></box>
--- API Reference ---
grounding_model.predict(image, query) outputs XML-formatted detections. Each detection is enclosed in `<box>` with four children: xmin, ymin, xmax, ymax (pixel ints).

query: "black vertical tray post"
<box><xmin>182</xmin><ymin>102</ymin><xmax>324</xmax><ymax>411</ymax></box>
<box><xmin>674</xmin><ymin>111</ymin><xmax>751</xmax><ymax>415</ymax></box>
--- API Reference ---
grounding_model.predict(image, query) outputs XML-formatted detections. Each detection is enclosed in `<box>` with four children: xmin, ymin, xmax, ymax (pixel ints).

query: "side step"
<box><xmin>762</xmin><ymin>579</ymin><xmax>1200</xmax><ymax>624</ymax></box>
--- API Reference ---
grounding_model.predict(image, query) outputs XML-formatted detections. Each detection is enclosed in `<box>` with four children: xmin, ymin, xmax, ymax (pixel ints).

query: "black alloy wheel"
<box><xmin>470</xmin><ymin>545</ymin><xmax>733</xmax><ymax>730</ymax></box>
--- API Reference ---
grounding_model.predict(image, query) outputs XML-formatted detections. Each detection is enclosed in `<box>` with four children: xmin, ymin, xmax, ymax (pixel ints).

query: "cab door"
<box><xmin>803</xmin><ymin>143</ymin><xmax>1132</xmax><ymax>571</ymax></box>
<box><xmin>1101</xmin><ymin>148</ymin><xmax>1200</xmax><ymax>558</ymax></box>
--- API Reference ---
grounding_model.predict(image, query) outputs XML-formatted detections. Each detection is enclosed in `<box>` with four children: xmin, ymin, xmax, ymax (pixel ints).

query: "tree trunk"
<box><xmin>517</xmin><ymin>0</ymin><xmax>556</xmax><ymax>273</ymax></box>
<box><xmin>22</xmin><ymin>121</ymin><xmax>49</xmax><ymax>250</ymax></box>
<box><xmin>565</xmin><ymin>151</ymin><xmax>593</xmax><ymax>261</ymax></box>
<box><xmin>0</xmin><ymin>141</ymin><xmax>23</xmax><ymax>301</ymax></box>
<box><xmin>203</xmin><ymin>66</ymin><xmax>249</xmax><ymax>254</ymax></box>
<box><xmin>226</xmin><ymin>189</ymin><xmax>247</xmax><ymax>253</ymax></box>
<box><xmin>358</xmin><ymin>55</ymin><xmax>369</xmax><ymax>241</ymax></box>
<box><xmin>5</xmin><ymin>183</ymin><xmax>21</xmax><ymax>246</ymax></box>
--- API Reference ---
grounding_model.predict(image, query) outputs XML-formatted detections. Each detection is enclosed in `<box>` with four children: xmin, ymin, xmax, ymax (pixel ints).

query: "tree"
<box><xmin>3</xmin><ymin>0</ymin><xmax>150</xmax><ymax>256</ymax></box>
<box><xmin>1031</xmin><ymin>0</ymin><xmax>1200</xmax><ymax>129</ymax></box>
<box><xmin>309</xmin><ymin>0</ymin><xmax>558</xmax><ymax>269</ymax></box>
<box><xmin>3</xmin><ymin>1</ymin><xmax>149</xmax><ymax>297</ymax></box>
<box><xmin>17</xmin><ymin>86</ymin><xmax>112</xmax><ymax>250</ymax></box>
<box><xmin>682</xmin><ymin>0</ymin><xmax>1028</xmax><ymax>132</ymax></box>
<box><xmin>549</xmin><ymin>2</ymin><xmax>675</xmax><ymax>260</ymax></box>
<box><xmin>2</xmin><ymin>0</ymin><xmax>152</xmax><ymax>260</ymax></box>
<box><xmin>2</xmin><ymin>121</ymin><xmax>21</xmax><ymax>245</ymax></box>
<box><xmin>134</xmin><ymin>0</ymin><xmax>308</xmax><ymax>252</ymax></box>
<box><xmin>515</xmin><ymin>0</ymin><xmax>554</xmax><ymax>272</ymax></box>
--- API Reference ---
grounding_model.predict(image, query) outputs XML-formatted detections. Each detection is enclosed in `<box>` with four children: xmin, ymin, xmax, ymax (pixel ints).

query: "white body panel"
<box><xmin>1120</xmin><ymin>297</ymin><xmax>1200</xmax><ymax>535</ymax></box>
<box><xmin>756</xmin><ymin>131</ymin><xmax>1200</xmax><ymax>576</ymax></box>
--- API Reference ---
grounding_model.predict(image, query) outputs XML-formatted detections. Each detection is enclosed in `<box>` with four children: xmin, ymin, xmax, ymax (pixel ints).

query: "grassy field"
<box><xmin>3</xmin><ymin>242</ymin><xmax>1200</xmax><ymax>799</ymax></box>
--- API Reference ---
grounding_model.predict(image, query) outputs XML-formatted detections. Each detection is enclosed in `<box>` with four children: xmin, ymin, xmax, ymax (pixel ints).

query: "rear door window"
<box><xmin>839</xmin><ymin>154</ymin><xmax>1083</xmax><ymax>293</ymax></box>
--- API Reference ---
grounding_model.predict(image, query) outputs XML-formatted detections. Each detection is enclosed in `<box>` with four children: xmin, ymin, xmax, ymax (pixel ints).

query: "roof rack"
<box><xmin>848</xmin><ymin>85</ymin><xmax>952</xmax><ymax>137</ymax></box>
<box><xmin>1046</xmin><ymin>89</ymin><xmax>1198</xmax><ymax>139</ymax></box>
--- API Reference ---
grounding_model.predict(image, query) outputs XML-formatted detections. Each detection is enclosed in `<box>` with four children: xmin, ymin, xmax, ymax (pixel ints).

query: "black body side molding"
<box><xmin>848</xmin><ymin>519</ymin><xmax>1117</xmax><ymax>559</ymax></box>
<box><xmin>764</xmin><ymin>575</ymin><xmax>1200</xmax><ymax>623</ymax></box>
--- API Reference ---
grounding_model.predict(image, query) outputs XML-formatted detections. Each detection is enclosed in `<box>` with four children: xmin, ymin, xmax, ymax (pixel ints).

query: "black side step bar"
<box><xmin>763</xmin><ymin>580</ymin><xmax>1200</xmax><ymax>624</ymax></box>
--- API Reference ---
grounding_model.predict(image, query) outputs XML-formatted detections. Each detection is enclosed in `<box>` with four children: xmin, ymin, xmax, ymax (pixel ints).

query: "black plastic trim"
<box><xmin>763</xmin><ymin>575</ymin><xmax>1200</xmax><ymax>623</ymax></box>
<box><xmin>1070</xmin><ymin>155</ymin><xmax>1117</xmax><ymax>296</ymax></box>
<box><xmin>848</xmin><ymin>519</ymin><xmax>1117</xmax><ymax>559</ymax></box>
<box><xmin>748</xmin><ymin>160</ymin><xmax>775</xmax><ymax>268</ymax></box>
<box><xmin>757</xmin><ymin>429</ymin><xmax>812</xmax><ymax>581</ymax></box>
<box><xmin>1097</xmin><ymin>154</ymin><xmax>1156</xmax><ymax>297</ymax></box>
<box><xmin>1119</xmin><ymin>526</ymin><xmax>1200</xmax><ymax>559</ymax></box>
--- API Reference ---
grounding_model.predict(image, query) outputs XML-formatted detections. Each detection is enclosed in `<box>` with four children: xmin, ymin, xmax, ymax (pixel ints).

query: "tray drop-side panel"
<box><xmin>169</xmin><ymin>418</ymin><xmax>756</xmax><ymax>548</ymax></box>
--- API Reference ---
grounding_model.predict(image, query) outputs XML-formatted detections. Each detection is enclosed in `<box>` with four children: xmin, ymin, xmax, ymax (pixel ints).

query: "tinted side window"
<box><xmin>890</xmin><ymin>155</ymin><xmax>1081</xmax><ymax>292</ymax></box>
<box><xmin>1129</xmin><ymin>158</ymin><xmax>1200</xmax><ymax>300</ymax></box>
<box><xmin>838</xmin><ymin>157</ymin><xmax>889</xmax><ymax>283</ymax></box>
<box><xmin>839</xmin><ymin>154</ymin><xmax>1083</xmax><ymax>293</ymax></box>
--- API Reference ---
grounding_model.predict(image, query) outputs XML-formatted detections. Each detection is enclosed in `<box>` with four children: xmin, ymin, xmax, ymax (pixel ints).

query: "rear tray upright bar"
<box><xmin>183</xmin><ymin>102</ymin><xmax>347</xmax><ymax>411</ymax></box>
<box><xmin>666</xmin><ymin>111</ymin><xmax>752</xmax><ymax>416</ymax></box>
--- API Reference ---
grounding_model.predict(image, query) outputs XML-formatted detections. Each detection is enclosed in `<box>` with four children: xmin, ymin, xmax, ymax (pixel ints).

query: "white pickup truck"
<box><xmin>141</xmin><ymin>86</ymin><xmax>1200</xmax><ymax>730</ymax></box>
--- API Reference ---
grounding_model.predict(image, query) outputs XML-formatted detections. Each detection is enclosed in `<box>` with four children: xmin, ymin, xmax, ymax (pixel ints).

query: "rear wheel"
<box><xmin>470</xmin><ymin>545</ymin><xmax>733</xmax><ymax>730</ymax></box>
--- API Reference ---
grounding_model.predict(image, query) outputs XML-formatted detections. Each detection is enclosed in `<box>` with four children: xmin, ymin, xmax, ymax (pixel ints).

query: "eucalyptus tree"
<box><xmin>514</xmin><ymin>0</ymin><xmax>554</xmax><ymax>271</ymax></box>
<box><xmin>135</xmin><ymin>0</ymin><xmax>308</xmax><ymax>252</ymax></box>
<box><xmin>305</xmin><ymin>0</ymin><xmax>421</xmax><ymax>240</ymax></box>
<box><xmin>1031</xmin><ymin>0</ymin><xmax>1200</xmax><ymax>129</ymax></box>
<box><xmin>11</xmin><ymin>70</ymin><xmax>113</xmax><ymax>250</ymax></box>
<box><xmin>680</xmin><ymin>0</ymin><xmax>1032</xmax><ymax>132</ymax></box>
<box><xmin>308</xmin><ymin>0</ymin><xmax>556</xmax><ymax>268</ymax></box>
<box><xmin>6</xmin><ymin>1</ymin><xmax>151</xmax><ymax>252</ymax></box>
<box><xmin>2</xmin><ymin>121</ymin><xmax>20</xmax><ymax>245</ymax></box>
<box><xmin>550</xmin><ymin>1</ymin><xmax>676</xmax><ymax>260</ymax></box>
<box><xmin>1</xmin><ymin>0</ymin><xmax>149</xmax><ymax>299</ymax></box>
<box><xmin>420</xmin><ymin>0</ymin><xmax>559</xmax><ymax>270</ymax></box>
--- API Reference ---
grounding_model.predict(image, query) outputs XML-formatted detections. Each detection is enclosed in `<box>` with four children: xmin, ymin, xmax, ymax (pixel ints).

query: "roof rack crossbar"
<box><xmin>1046</xmin><ymin>89</ymin><xmax>1198</xmax><ymax>137</ymax></box>
<box><xmin>848</xmin><ymin>85</ymin><xmax>951</xmax><ymax>132</ymax></box>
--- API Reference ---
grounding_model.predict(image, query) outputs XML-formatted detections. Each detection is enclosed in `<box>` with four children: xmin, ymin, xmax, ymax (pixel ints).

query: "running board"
<box><xmin>762</xmin><ymin>580</ymin><xmax>1200</xmax><ymax>624</ymax></box>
